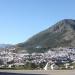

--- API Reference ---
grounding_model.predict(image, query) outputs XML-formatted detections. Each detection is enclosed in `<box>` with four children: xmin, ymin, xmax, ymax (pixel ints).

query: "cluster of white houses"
<box><xmin>0</xmin><ymin>47</ymin><xmax>75</xmax><ymax>70</ymax></box>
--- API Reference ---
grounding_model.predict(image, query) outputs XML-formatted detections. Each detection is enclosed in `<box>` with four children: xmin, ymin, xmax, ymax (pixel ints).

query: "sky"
<box><xmin>0</xmin><ymin>0</ymin><xmax>75</xmax><ymax>44</ymax></box>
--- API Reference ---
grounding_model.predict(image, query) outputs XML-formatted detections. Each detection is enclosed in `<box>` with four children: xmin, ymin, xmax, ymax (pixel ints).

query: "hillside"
<box><xmin>16</xmin><ymin>19</ymin><xmax>75</xmax><ymax>52</ymax></box>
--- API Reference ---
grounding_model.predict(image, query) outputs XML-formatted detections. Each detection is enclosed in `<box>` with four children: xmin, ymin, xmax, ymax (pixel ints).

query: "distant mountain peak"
<box><xmin>50</xmin><ymin>19</ymin><xmax>75</xmax><ymax>33</ymax></box>
<box><xmin>0</xmin><ymin>44</ymin><xmax>13</xmax><ymax>48</ymax></box>
<box><xmin>55</xmin><ymin>19</ymin><xmax>75</xmax><ymax>26</ymax></box>
<box><xmin>57</xmin><ymin>19</ymin><xmax>75</xmax><ymax>23</ymax></box>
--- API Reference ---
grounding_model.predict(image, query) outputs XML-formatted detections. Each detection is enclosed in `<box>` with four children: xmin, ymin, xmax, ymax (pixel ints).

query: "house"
<box><xmin>64</xmin><ymin>63</ymin><xmax>70</xmax><ymax>69</ymax></box>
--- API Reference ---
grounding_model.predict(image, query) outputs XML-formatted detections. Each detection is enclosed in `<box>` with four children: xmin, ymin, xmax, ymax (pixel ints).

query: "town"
<box><xmin>0</xmin><ymin>47</ymin><xmax>75</xmax><ymax>70</ymax></box>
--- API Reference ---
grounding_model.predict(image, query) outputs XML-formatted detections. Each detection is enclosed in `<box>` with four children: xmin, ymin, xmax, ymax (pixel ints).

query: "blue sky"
<box><xmin>0</xmin><ymin>0</ymin><xmax>75</xmax><ymax>44</ymax></box>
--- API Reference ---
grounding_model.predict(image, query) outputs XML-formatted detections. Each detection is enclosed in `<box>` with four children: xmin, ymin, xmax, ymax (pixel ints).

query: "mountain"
<box><xmin>16</xmin><ymin>19</ymin><xmax>75</xmax><ymax>52</ymax></box>
<box><xmin>0</xmin><ymin>44</ymin><xmax>13</xmax><ymax>48</ymax></box>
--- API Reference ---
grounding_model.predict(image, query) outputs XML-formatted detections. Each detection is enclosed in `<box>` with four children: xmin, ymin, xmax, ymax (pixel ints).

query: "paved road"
<box><xmin>0</xmin><ymin>72</ymin><xmax>46</xmax><ymax>75</ymax></box>
<box><xmin>0</xmin><ymin>70</ymin><xmax>75</xmax><ymax>75</ymax></box>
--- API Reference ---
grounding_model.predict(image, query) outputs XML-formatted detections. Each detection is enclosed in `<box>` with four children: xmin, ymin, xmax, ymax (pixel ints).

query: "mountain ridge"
<box><xmin>0</xmin><ymin>44</ymin><xmax>13</xmax><ymax>48</ymax></box>
<box><xmin>16</xmin><ymin>19</ymin><xmax>75</xmax><ymax>52</ymax></box>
